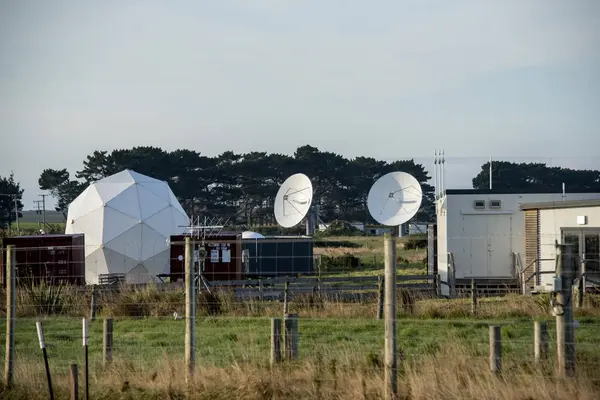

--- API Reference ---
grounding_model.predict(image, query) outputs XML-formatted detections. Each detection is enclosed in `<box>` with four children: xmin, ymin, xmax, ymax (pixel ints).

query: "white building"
<box><xmin>65</xmin><ymin>169</ymin><xmax>189</xmax><ymax>284</ymax></box>
<box><xmin>436</xmin><ymin>189</ymin><xmax>600</xmax><ymax>296</ymax></box>
<box><xmin>520</xmin><ymin>199</ymin><xmax>600</xmax><ymax>292</ymax></box>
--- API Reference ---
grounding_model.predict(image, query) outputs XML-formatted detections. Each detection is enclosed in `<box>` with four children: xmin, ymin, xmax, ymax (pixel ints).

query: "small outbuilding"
<box><xmin>168</xmin><ymin>233</ymin><xmax>243</xmax><ymax>282</ymax></box>
<box><xmin>520</xmin><ymin>199</ymin><xmax>600</xmax><ymax>292</ymax></box>
<box><xmin>435</xmin><ymin>189</ymin><xmax>600</xmax><ymax>296</ymax></box>
<box><xmin>1</xmin><ymin>234</ymin><xmax>85</xmax><ymax>286</ymax></box>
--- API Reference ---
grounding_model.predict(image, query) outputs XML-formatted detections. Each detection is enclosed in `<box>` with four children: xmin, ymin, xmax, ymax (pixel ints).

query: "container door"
<box><xmin>462</xmin><ymin>215</ymin><xmax>487</xmax><ymax>278</ymax></box>
<box><xmin>563</xmin><ymin>231</ymin><xmax>581</xmax><ymax>268</ymax></box>
<box><xmin>583</xmin><ymin>231</ymin><xmax>600</xmax><ymax>282</ymax></box>
<box><xmin>486</xmin><ymin>215</ymin><xmax>513</xmax><ymax>278</ymax></box>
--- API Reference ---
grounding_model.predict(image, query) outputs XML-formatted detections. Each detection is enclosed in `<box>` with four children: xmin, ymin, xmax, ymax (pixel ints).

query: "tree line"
<box><xmin>1</xmin><ymin>146</ymin><xmax>599</xmax><ymax>230</ymax></box>
<box><xmin>37</xmin><ymin>145</ymin><xmax>435</xmax><ymax>226</ymax></box>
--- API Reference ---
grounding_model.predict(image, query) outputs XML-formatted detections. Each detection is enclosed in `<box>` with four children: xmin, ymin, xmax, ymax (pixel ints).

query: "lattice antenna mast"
<box><xmin>180</xmin><ymin>215</ymin><xmax>229</xmax><ymax>294</ymax></box>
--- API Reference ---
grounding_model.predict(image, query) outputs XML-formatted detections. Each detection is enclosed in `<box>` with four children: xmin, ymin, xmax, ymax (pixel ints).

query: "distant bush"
<box><xmin>320</xmin><ymin>254</ymin><xmax>362</xmax><ymax>270</ymax></box>
<box><xmin>314</xmin><ymin>220</ymin><xmax>364</xmax><ymax>237</ymax></box>
<box><xmin>313</xmin><ymin>240</ymin><xmax>361</xmax><ymax>249</ymax></box>
<box><xmin>403</xmin><ymin>234</ymin><xmax>427</xmax><ymax>250</ymax></box>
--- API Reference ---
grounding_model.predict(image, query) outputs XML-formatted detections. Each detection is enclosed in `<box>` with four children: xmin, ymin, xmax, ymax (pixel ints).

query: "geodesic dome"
<box><xmin>65</xmin><ymin>169</ymin><xmax>189</xmax><ymax>284</ymax></box>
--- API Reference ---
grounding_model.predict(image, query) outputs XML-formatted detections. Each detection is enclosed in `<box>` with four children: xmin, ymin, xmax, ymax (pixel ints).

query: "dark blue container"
<box><xmin>242</xmin><ymin>235</ymin><xmax>314</xmax><ymax>278</ymax></box>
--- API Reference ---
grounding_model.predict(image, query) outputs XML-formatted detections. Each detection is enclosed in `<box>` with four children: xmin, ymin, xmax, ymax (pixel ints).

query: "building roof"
<box><xmin>9</xmin><ymin>233</ymin><xmax>83</xmax><ymax>239</ymax></box>
<box><xmin>520</xmin><ymin>199</ymin><xmax>600</xmax><ymax>210</ymax></box>
<box><xmin>445</xmin><ymin>188</ymin><xmax>600</xmax><ymax>195</ymax></box>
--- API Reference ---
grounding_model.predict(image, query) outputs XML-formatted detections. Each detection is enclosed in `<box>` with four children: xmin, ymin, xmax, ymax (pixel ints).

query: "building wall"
<box><xmin>537</xmin><ymin>205</ymin><xmax>600</xmax><ymax>290</ymax></box>
<box><xmin>436</xmin><ymin>197</ymin><xmax>449</xmax><ymax>295</ymax></box>
<box><xmin>441</xmin><ymin>192</ymin><xmax>600</xmax><ymax>281</ymax></box>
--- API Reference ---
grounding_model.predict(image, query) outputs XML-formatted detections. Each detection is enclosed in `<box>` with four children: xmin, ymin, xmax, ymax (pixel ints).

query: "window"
<box><xmin>489</xmin><ymin>200</ymin><xmax>501</xmax><ymax>209</ymax></box>
<box><xmin>473</xmin><ymin>200</ymin><xmax>485</xmax><ymax>209</ymax></box>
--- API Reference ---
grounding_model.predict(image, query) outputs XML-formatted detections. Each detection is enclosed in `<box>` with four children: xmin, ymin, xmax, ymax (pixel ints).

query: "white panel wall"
<box><xmin>538</xmin><ymin>206</ymin><xmax>600</xmax><ymax>290</ymax></box>
<box><xmin>441</xmin><ymin>193</ymin><xmax>600</xmax><ymax>280</ymax></box>
<box><xmin>436</xmin><ymin>198</ymin><xmax>449</xmax><ymax>296</ymax></box>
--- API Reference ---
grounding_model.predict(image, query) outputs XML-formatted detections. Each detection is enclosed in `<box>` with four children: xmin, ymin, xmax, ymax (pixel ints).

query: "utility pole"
<box><xmin>40</xmin><ymin>194</ymin><xmax>47</xmax><ymax>227</ymax></box>
<box><xmin>34</xmin><ymin>200</ymin><xmax>43</xmax><ymax>229</ymax></box>
<box><xmin>489</xmin><ymin>157</ymin><xmax>493</xmax><ymax>190</ymax></box>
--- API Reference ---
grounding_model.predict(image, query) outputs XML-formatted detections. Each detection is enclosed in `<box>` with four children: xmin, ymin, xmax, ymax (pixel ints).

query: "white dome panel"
<box><xmin>66</xmin><ymin>207</ymin><xmax>104</xmax><ymax>246</ymax></box>
<box><xmin>65</xmin><ymin>169</ymin><xmax>190</xmax><ymax>284</ymax></box>
<box><xmin>140</xmin><ymin>181</ymin><xmax>171</xmax><ymax>202</ymax></box>
<box><xmin>93</xmin><ymin>181</ymin><xmax>135</xmax><ymax>204</ymax></box>
<box><xmin>69</xmin><ymin>186</ymin><xmax>104</xmax><ymax>220</ymax></box>
<box><xmin>84</xmin><ymin>247</ymin><xmax>110</xmax><ymax>283</ymax></box>
<box><xmin>141</xmin><ymin>224</ymin><xmax>169</xmax><ymax>262</ymax></box>
<box><xmin>137</xmin><ymin>184</ymin><xmax>170</xmax><ymax>219</ymax></box>
<box><xmin>106</xmin><ymin>185</ymin><xmax>141</xmax><ymax>221</ymax></box>
<box><xmin>105</xmin><ymin>223</ymin><xmax>143</xmax><ymax>262</ymax></box>
<box><xmin>102</xmin><ymin>207</ymin><xmax>140</xmax><ymax>244</ymax></box>
<box><xmin>145</xmin><ymin>207</ymin><xmax>175</xmax><ymax>236</ymax></box>
<box><xmin>169</xmin><ymin>190</ymin><xmax>188</xmax><ymax>216</ymax></box>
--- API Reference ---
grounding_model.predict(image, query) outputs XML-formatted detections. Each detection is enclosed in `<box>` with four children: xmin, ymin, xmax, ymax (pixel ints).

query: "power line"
<box><xmin>40</xmin><ymin>194</ymin><xmax>47</xmax><ymax>227</ymax></box>
<box><xmin>33</xmin><ymin>199</ymin><xmax>43</xmax><ymax>229</ymax></box>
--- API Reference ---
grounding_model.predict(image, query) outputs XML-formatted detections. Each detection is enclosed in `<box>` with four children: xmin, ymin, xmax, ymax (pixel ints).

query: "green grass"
<box><xmin>2</xmin><ymin>316</ymin><xmax>599</xmax><ymax>373</ymax></box>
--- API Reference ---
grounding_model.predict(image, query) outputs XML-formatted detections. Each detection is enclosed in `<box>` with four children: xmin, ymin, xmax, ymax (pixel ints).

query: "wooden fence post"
<box><xmin>489</xmin><ymin>325</ymin><xmax>501</xmax><ymax>374</ymax></box>
<box><xmin>270</xmin><ymin>318</ymin><xmax>282</xmax><ymax>365</ymax></box>
<box><xmin>283</xmin><ymin>313</ymin><xmax>299</xmax><ymax>360</ymax></box>
<box><xmin>377</xmin><ymin>276</ymin><xmax>384</xmax><ymax>320</ymax></box>
<box><xmin>576</xmin><ymin>278</ymin><xmax>584</xmax><ymax>308</ymax></box>
<box><xmin>89</xmin><ymin>287</ymin><xmax>97</xmax><ymax>321</ymax></box>
<box><xmin>383</xmin><ymin>233</ymin><xmax>398</xmax><ymax>399</ymax></box>
<box><xmin>283</xmin><ymin>281</ymin><xmax>290</xmax><ymax>314</ymax></box>
<box><xmin>556</xmin><ymin>244</ymin><xmax>576</xmax><ymax>378</ymax></box>
<box><xmin>103</xmin><ymin>319</ymin><xmax>113</xmax><ymax>367</ymax></box>
<box><xmin>534</xmin><ymin>321</ymin><xmax>548</xmax><ymax>363</ymax></box>
<box><xmin>184</xmin><ymin>237</ymin><xmax>196</xmax><ymax>387</ymax></box>
<box><xmin>70</xmin><ymin>364</ymin><xmax>79</xmax><ymax>400</ymax></box>
<box><xmin>4</xmin><ymin>245</ymin><xmax>16</xmax><ymax>389</ymax></box>
<box><xmin>82</xmin><ymin>318</ymin><xmax>89</xmax><ymax>400</ymax></box>
<box><xmin>471</xmin><ymin>279</ymin><xmax>478</xmax><ymax>316</ymax></box>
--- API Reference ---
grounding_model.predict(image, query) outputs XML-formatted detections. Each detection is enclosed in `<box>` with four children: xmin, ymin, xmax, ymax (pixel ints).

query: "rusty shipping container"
<box><xmin>1</xmin><ymin>234</ymin><xmax>85</xmax><ymax>286</ymax></box>
<box><xmin>169</xmin><ymin>233</ymin><xmax>242</xmax><ymax>282</ymax></box>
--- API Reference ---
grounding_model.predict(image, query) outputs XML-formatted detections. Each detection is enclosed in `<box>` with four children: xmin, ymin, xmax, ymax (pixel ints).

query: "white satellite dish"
<box><xmin>274</xmin><ymin>173</ymin><xmax>313</xmax><ymax>228</ymax></box>
<box><xmin>367</xmin><ymin>171</ymin><xmax>423</xmax><ymax>226</ymax></box>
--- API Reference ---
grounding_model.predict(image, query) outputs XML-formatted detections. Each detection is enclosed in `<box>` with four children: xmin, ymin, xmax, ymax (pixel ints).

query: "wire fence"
<box><xmin>1</xmin><ymin>235</ymin><xmax>600</xmax><ymax>398</ymax></box>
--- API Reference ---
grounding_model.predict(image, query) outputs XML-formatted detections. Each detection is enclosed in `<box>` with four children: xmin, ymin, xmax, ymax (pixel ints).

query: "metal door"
<box><xmin>583</xmin><ymin>231</ymin><xmax>600</xmax><ymax>282</ymax></box>
<box><xmin>486</xmin><ymin>215</ymin><xmax>513</xmax><ymax>278</ymax></box>
<box><xmin>561</xmin><ymin>229</ymin><xmax>600</xmax><ymax>282</ymax></box>
<box><xmin>463</xmin><ymin>215</ymin><xmax>488</xmax><ymax>278</ymax></box>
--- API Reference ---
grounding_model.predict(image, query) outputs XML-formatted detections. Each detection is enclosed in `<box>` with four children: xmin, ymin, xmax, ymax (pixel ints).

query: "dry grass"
<box><xmin>3</xmin><ymin>342</ymin><xmax>599</xmax><ymax>399</ymax></box>
<box><xmin>3</xmin><ymin>283</ymin><xmax>600</xmax><ymax>320</ymax></box>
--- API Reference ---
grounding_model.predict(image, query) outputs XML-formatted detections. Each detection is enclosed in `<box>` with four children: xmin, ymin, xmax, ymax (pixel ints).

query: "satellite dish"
<box><xmin>242</xmin><ymin>231</ymin><xmax>265</xmax><ymax>239</ymax></box>
<box><xmin>274</xmin><ymin>173</ymin><xmax>313</xmax><ymax>228</ymax></box>
<box><xmin>367</xmin><ymin>171</ymin><xmax>423</xmax><ymax>226</ymax></box>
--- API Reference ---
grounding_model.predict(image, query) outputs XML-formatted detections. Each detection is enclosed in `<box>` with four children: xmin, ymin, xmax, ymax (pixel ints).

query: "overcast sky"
<box><xmin>1</xmin><ymin>0</ymin><xmax>599</xmax><ymax>210</ymax></box>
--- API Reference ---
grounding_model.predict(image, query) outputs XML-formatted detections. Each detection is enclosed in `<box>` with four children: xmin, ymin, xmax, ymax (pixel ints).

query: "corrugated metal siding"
<box><xmin>524</xmin><ymin>209</ymin><xmax>540</xmax><ymax>284</ymax></box>
<box><xmin>1</xmin><ymin>235</ymin><xmax>85</xmax><ymax>286</ymax></box>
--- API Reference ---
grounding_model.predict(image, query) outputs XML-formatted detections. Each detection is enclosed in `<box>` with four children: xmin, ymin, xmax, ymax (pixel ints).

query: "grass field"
<box><xmin>1</xmin><ymin>234</ymin><xmax>600</xmax><ymax>399</ymax></box>
<box><xmin>2</xmin><ymin>314</ymin><xmax>600</xmax><ymax>399</ymax></box>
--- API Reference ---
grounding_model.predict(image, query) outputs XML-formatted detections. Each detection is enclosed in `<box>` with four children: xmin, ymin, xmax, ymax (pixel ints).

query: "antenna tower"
<box><xmin>179</xmin><ymin>215</ymin><xmax>230</xmax><ymax>294</ymax></box>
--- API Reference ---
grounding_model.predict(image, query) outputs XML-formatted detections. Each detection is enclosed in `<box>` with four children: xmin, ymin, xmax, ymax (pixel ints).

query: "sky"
<box><xmin>1</xmin><ymin>0</ymin><xmax>599</xmax><ymax>210</ymax></box>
